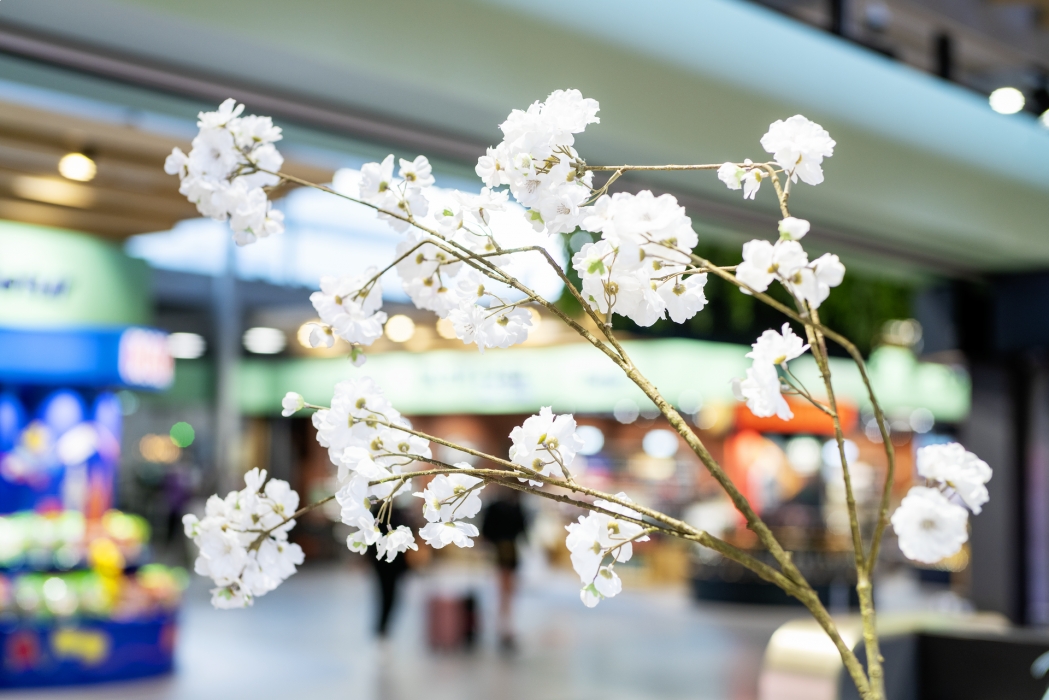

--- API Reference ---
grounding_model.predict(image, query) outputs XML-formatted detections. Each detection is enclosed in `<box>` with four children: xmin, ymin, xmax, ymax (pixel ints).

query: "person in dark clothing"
<box><xmin>368</xmin><ymin>503</ymin><xmax>412</xmax><ymax>638</ymax></box>
<box><xmin>480</xmin><ymin>490</ymin><xmax>528</xmax><ymax>649</ymax></box>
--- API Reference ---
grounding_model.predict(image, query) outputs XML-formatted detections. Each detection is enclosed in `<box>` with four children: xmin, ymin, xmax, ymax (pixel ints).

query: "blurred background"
<box><xmin>0</xmin><ymin>0</ymin><xmax>1047</xmax><ymax>698</ymax></box>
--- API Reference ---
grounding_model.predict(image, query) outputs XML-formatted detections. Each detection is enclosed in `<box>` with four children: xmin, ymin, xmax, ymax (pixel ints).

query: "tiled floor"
<box><xmin>5</xmin><ymin>563</ymin><xmax>806</xmax><ymax>700</ymax></box>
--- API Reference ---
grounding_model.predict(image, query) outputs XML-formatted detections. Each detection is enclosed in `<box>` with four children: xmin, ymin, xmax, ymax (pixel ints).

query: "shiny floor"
<box><xmin>6</xmin><ymin>564</ymin><xmax>807</xmax><ymax>700</ymax></box>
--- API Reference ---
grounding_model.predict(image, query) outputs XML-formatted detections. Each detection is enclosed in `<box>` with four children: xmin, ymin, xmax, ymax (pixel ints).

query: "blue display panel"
<box><xmin>0</xmin><ymin>389</ymin><xmax>118</xmax><ymax>516</ymax></box>
<box><xmin>0</xmin><ymin>327</ymin><xmax>172</xmax><ymax>390</ymax></box>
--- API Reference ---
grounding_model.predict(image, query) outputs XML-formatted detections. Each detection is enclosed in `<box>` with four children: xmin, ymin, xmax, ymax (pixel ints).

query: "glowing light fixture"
<box><xmin>909</xmin><ymin>408</ymin><xmax>935</xmax><ymax>434</ymax></box>
<box><xmin>642</xmin><ymin>429</ymin><xmax>679</xmax><ymax>458</ymax></box>
<box><xmin>577</xmin><ymin>425</ymin><xmax>605</xmax><ymax>456</ymax></box>
<box><xmin>168</xmin><ymin>332</ymin><xmax>206</xmax><ymax>359</ymax></box>
<box><xmin>385</xmin><ymin>315</ymin><xmax>416</xmax><ymax>343</ymax></box>
<box><xmin>58</xmin><ymin>152</ymin><xmax>97</xmax><ymax>182</ymax></box>
<box><xmin>989</xmin><ymin>87</ymin><xmax>1025</xmax><ymax>115</ymax></box>
<box><xmin>140</xmin><ymin>434</ymin><xmax>181</xmax><ymax>463</ymax></box>
<box><xmin>12</xmin><ymin>175</ymin><xmax>94</xmax><ymax>208</ymax></box>
<box><xmin>297</xmin><ymin>322</ymin><xmax>318</xmax><ymax>348</ymax></box>
<box><xmin>243</xmin><ymin>327</ymin><xmax>286</xmax><ymax>354</ymax></box>
<box><xmin>435</xmin><ymin>318</ymin><xmax>457</xmax><ymax>340</ymax></box>
<box><xmin>613</xmin><ymin>398</ymin><xmax>639</xmax><ymax>424</ymax></box>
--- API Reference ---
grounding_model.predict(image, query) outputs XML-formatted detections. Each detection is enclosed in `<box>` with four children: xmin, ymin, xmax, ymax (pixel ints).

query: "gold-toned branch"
<box><xmin>587</xmin><ymin>164</ymin><xmax>732</xmax><ymax>172</ymax></box>
<box><xmin>248</xmin><ymin>494</ymin><xmax>335</xmax><ymax>550</ymax></box>
<box><xmin>262</xmin><ymin>166</ymin><xmax>874</xmax><ymax>698</ymax></box>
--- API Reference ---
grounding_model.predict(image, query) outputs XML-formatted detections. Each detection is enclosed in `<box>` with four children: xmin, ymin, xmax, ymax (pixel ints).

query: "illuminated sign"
<box><xmin>0</xmin><ymin>327</ymin><xmax>172</xmax><ymax>390</ymax></box>
<box><xmin>118</xmin><ymin>328</ymin><xmax>174</xmax><ymax>390</ymax></box>
<box><xmin>0</xmin><ymin>220</ymin><xmax>149</xmax><ymax>328</ymax></box>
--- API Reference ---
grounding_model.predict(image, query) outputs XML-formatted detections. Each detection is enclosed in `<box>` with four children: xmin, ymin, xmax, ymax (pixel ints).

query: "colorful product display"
<box><xmin>0</xmin><ymin>385</ymin><xmax>183</xmax><ymax>688</ymax></box>
<box><xmin>0</xmin><ymin>508</ymin><xmax>186</xmax><ymax>687</ymax></box>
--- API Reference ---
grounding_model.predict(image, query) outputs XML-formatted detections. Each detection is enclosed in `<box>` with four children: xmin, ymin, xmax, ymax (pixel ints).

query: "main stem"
<box><xmin>805</xmin><ymin>308</ymin><xmax>885</xmax><ymax>700</ymax></box>
<box><xmin>267</xmin><ymin>165</ymin><xmax>876</xmax><ymax>699</ymax></box>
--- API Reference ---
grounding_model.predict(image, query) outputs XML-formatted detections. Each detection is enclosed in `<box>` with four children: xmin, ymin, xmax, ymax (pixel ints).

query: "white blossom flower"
<box><xmin>736</xmin><ymin>363</ymin><xmax>792</xmax><ymax>419</ymax></box>
<box><xmin>734</xmin><ymin>324</ymin><xmax>808</xmax><ymax>421</ymax></box>
<box><xmin>717</xmin><ymin>162</ymin><xmax>744</xmax><ymax>190</ymax></box>
<box><xmin>581</xmin><ymin>566</ymin><xmax>623</xmax><ymax>608</ymax></box>
<box><xmin>565</xmin><ymin>514</ymin><xmax>604</xmax><ymax>581</ymax></box>
<box><xmin>376</xmin><ymin>526</ymin><xmax>418</xmax><ymax>563</ymax></box>
<box><xmin>509</xmin><ymin>407</ymin><xmax>585</xmax><ymax>484</ymax></box>
<box><xmin>484</xmin><ymin>307</ymin><xmax>532</xmax><ymax>349</ymax></box>
<box><xmin>414</xmin><ymin>468</ymin><xmax>485</xmax><ymax>523</ymax></box>
<box><xmin>347</xmin><ymin>525</ymin><xmax>383</xmax><ymax>554</ymax></box>
<box><xmin>475</xmin><ymin>145</ymin><xmax>510</xmax><ymax>188</ymax></box>
<box><xmin>564</xmin><ymin>493</ymin><xmax>648</xmax><ymax>607</ymax></box>
<box><xmin>281</xmin><ymin>392</ymin><xmax>305</xmax><ymax>417</ymax></box>
<box><xmin>916</xmin><ymin>443</ymin><xmax>992</xmax><ymax>514</ymax></box>
<box><xmin>778</xmin><ymin>217</ymin><xmax>810</xmax><ymax>240</ymax></box>
<box><xmin>399</xmin><ymin>155</ymin><xmax>434</xmax><ymax>189</ymax></box>
<box><xmin>749</xmin><ymin>323</ymin><xmax>809</xmax><ymax>367</ymax></box>
<box><xmin>197</xmin><ymin>98</ymin><xmax>245</xmax><ymax>130</ymax></box>
<box><xmin>447</xmin><ymin>303</ymin><xmax>531</xmax><ymax>352</ymax></box>
<box><xmin>164</xmin><ymin>148</ymin><xmax>188</xmax><ymax>177</ymax></box>
<box><xmin>360</xmin><ymin>155</ymin><xmax>396</xmax><ymax>205</ymax></box>
<box><xmin>760</xmin><ymin>115</ymin><xmax>835</xmax><ymax>186</ymax></box>
<box><xmin>735</xmin><ymin>240</ymin><xmax>808</xmax><ymax>294</ymax></box>
<box><xmin>183</xmin><ymin>468</ymin><xmax>304</xmax><ymax>609</ymax></box>
<box><xmin>478</xmin><ymin>89</ymin><xmax>598</xmax><ymax>234</ymax></box>
<box><xmin>310</xmin><ymin>271</ymin><xmax>387</xmax><ymax>346</ymax></box>
<box><xmin>891</xmin><ymin>486</ymin><xmax>969</xmax><ymax>564</ymax></box>
<box><xmin>335</xmin><ymin>473</ymin><xmax>374</xmax><ymax>531</ymax></box>
<box><xmin>307</xmin><ymin>324</ymin><xmax>336</xmax><ymax>348</ymax></box>
<box><xmin>572</xmin><ymin>229</ymin><xmax>700</xmax><ymax>328</ymax></box>
<box><xmin>166</xmin><ymin>99</ymin><xmax>285</xmax><ymax>245</ymax></box>
<box><xmin>743</xmin><ymin>164</ymin><xmax>764</xmax><ymax>200</ymax></box>
<box><xmin>467</xmin><ymin>187</ymin><xmax>509</xmax><ymax>226</ymax></box>
<box><xmin>658</xmin><ymin>274</ymin><xmax>708</xmax><ymax>324</ymax></box>
<box><xmin>313</xmin><ymin>377</ymin><xmax>400</xmax><ymax>464</ymax></box>
<box><xmin>789</xmin><ymin>253</ymin><xmax>846</xmax><ymax>308</ymax></box>
<box><xmin>419</xmin><ymin>521</ymin><xmax>479</xmax><ymax>549</ymax></box>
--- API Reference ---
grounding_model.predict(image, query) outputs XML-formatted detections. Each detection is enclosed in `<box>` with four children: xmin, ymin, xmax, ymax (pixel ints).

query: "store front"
<box><xmin>0</xmin><ymin>221</ymin><xmax>185</xmax><ymax>687</ymax></box>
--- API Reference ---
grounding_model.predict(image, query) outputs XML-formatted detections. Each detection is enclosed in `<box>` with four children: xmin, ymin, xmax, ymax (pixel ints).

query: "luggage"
<box><xmin>426</xmin><ymin>593</ymin><xmax>477</xmax><ymax>651</ymax></box>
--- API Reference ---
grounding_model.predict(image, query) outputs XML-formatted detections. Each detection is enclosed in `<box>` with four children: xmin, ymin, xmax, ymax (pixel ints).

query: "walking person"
<box><xmin>480</xmin><ymin>489</ymin><xmax>528</xmax><ymax>651</ymax></box>
<box><xmin>369</xmin><ymin>502</ymin><xmax>413</xmax><ymax>640</ymax></box>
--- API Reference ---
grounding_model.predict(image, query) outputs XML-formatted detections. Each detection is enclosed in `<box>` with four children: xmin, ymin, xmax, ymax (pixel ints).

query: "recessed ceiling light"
<box><xmin>243</xmin><ymin>327</ymin><xmax>286</xmax><ymax>354</ymax></box>
<box><xmin>168</xmin><ymin>332</ymin><xmax>207</xmax><ymax>360</ymax></box>
<box><xmin>58</xmin><ymin>152</ymin><xmax>97</xmax><ymax>182</ymax></box>
<box><xmin>989</xmin><ymin>87</ymin><xmax>1025</xmax><ymax>115</ymax></box>
<box><xmin>435</xmin><ymin>318</ymin><xmax>457</xmax><ymax>340</ymax></box>
<box><xmin>385</xmin><ymin>315</ymin><xmax>416</xmax><ymax>343</ymax></box>
<box><xmin>11</xmin><ymin>175</ymin><xmax>95</xmax><ymax>208</ymax></box>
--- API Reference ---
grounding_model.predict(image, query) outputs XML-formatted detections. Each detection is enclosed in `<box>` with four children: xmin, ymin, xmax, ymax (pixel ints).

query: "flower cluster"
<box><xmin>565</xmin><ymin>494</ymin><xmax>650</xmax><ymax>607</ymax></box>
<box><xmin>716</xmin><ymin>116</ymin><xmax>844</xmax><ymax>310</ymax></box>
<box><xmin>477</xmin><ymin>88</ymin><xmax>599</xmax><ymax>234</ymax></box>
<box><xmin>572</xmin><ymin>191</ymin><xmax>708</xmax><ymax>326</ymax></box>
<box><xmin>509</xmin><ymin>407</ymin><xmax>585</xmax><ymax>486</ymax></box>
<box><xmin>334</xmin><ymin>162</ymin><xmax>541</xmax><ymax>353</ymax></box>
<box><xmin>891</xmin><ymin>443</ymin><xmax>992</xmax><ymax>564</ymax></box>
<box><xmin>182</xmin><ymin>468</ymin><xmax>305</xmax><ymax>609</ymax></box>
<box><xmin>358</xmin><ymin>154</ymin><xmax>434</xmax><ymax>232</ymax></box>
<box><xmin>414</xmin><ymin>467</ymin><xmax>485</xmax><ymax>549</ymax></box>
<box><xmin>717</xmin><ymin>116</ymin><xmax>835</xmax><ymax>200</ymax></box>
<box><xmin>734</xmin><ymin>226</ymin><xmax>845</xmax><ymax>309</ymax></box>
<box><xmin>760</xmin><ymin>115</ymin><xmax>836</xmax><ymax>186</ymax></box>
<box><xmin>310</xmin><ymin>378</ymin><xmax>430</xmax><ymax>556</ymax></box>
<box><xmin>306</xmin><ymin>268</ymin><xmax>388</xmax><ymax>355</ymax></box>
<box><xmin>732</xmin><ymin>323</ymin><xmax>809</xmax><ymax>421</ymax></box>
<box><xmin>165</xmin><ymin>99</ymin><xmax>285</xmax><ymax>246</ymax></box>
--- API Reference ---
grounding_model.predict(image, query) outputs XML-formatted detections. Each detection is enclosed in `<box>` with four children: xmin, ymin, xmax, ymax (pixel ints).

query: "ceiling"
<box><xmin>0</xmin><ymin>99</ymin><xmax>331</xmax><ymax>240</ymax></box>
<box><xmin>0</xmin><ymin>0</ymin><xmax>1045</xmax><ymax>277</ymax></box>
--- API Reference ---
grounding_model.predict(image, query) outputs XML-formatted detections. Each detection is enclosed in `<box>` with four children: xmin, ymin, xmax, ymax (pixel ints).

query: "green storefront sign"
<box><xmin>0</xmin><ymin>220</ymin><xmax>150</xmax><ymax>328</ymax></box>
